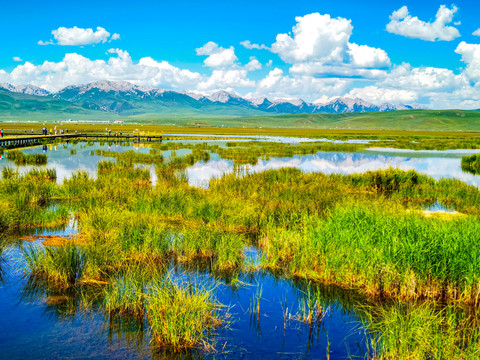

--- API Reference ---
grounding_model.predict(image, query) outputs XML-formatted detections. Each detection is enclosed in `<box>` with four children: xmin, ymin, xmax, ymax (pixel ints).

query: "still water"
<box><xmin>1</xmin><ymin>140</ymin><xmax>479</xmax><ymax>188</ymax></box>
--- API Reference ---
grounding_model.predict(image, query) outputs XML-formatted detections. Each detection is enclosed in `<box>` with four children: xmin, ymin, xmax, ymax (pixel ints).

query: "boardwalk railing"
<box><xmin>0</xmin><ymin>133</ymin><xmax>163</xmax><ymax>149</ymax></box>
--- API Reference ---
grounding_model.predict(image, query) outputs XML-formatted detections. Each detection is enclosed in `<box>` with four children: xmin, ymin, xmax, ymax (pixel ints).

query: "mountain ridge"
<box><xmin>0</xmin><ymin>80</ymin><xmax>425</xmax><ymax>116</ymax></box>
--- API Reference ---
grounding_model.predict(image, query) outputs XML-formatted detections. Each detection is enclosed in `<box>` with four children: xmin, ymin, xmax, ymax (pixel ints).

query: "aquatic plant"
<box><xmin>147</xmin><ymin>276</ymin><xmax>221</xmax><ymax>351</ymax></box>
<box><xmin>6</xmin><ymin>150</ymin><xmax>48</xmax><ymax>165</ymax></box>
<box><xmin>22</xmin><ymin>244</ymin><xmax>87</xmax><ymax>286</ymax></box>
<box><xmin>363</xmin><ymin>301</ymin><xmax>480</xmax><ymax>359</ymax></box>
<box><xmin>461</xmin><ymin>154</ymin><xmax>480</xmax><ymax>174</ymax></box>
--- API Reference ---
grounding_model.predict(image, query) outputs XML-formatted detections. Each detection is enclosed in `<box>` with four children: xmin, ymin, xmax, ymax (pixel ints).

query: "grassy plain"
<box><xmin>2</xmin><ymin>108</ymin><xmax>480</xmax><ymax>131</ymax></box>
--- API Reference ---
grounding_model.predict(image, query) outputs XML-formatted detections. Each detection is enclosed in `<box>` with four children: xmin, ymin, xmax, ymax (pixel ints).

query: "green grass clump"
<box><xmin>22</xmin><ymin>244</ymin><xmax>87</xmax><ymax>286</ymax></box>
<box><xmin>96</xmin><ymin>149</ymin><xmax>164</xmax><ymax>164</ymax></box>
<box><xmin>147</xmin><ymin>277</ymin><xmax>221</xmax><ymax>351</ymax></box>
<box><xmin>6</xmin><ymin>150</ymin><xmax>48</xmax><ymax>165</ymax></box>
<box><xmin>461</xmin><ymin>154</ymin><xmax>480</xmax><ymax>174</ymax></box>
<box><xmin>2</xmin><ymin>166</ymin><xmax>18</xmax><ymax>179</ymax></box>
<box><xmin>364</xmin><ymin>301</ymin><xmax>480</xmax><ymax>359</ymax></box>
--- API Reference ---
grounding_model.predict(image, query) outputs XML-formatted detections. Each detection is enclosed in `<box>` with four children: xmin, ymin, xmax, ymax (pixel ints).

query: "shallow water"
<box><xmin>1</xmin><ymin>139</ymin><xmax>479</xmax><ymax>189</ymax></box>
<box><xmin>0</xmin><ymin>240</ymin><xmax>369</xmax><ymax>360</ymax></box>
<box><xmin>187</xmin><ymin>151</ymin><xmax>480</xmax><ymax>188</ymax></box>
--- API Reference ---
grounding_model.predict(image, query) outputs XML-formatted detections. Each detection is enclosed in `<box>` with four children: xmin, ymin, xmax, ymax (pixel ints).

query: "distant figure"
<box><xmin>61</xmin><ymin>129</ymin><xmax>64</xmax><ymax>134</ymax></box>
<box><xmin>0</xmin><ymin>129</ymin><xmax>3</xmax><ymax>137</ymax></box>
<box><xmin>66</xmin><ymin>129</ymin><xmax>69</xmax><ymax>134</ymax></box>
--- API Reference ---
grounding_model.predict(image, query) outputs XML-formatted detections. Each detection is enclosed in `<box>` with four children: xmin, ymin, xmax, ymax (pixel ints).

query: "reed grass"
<box><xmin>6</xmin><ymin>150</ymin><xmax>48</xmax><ymax>165</ymax></box>
<box><xmin>22</xmin><ymin>243</ymin><xmax>87</xmax><ymax>286</ymax></box>
<box><xmin>363</xmin><ymin>301</ymin><xmax>480</xmax><ymax>359</ymax></box>
<box><xmin>147</xmin><ymin>276</ymin><xmax>221</xmax><ymax>351</ymax></box>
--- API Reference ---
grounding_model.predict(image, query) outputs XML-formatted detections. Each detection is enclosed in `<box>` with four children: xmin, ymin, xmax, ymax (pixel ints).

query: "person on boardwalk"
<box><xmin>0</xmin><ymin>129</ymin><xmax>3</xmax><ymax>138</ymax></box>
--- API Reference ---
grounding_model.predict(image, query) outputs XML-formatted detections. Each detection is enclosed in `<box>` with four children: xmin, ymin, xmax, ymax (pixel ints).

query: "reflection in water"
<box><xmin>2</xmin><ymin>141</ymin><xmax>480</xmax><ymax>190</ymax></box>
<box><xmin>187</xmin><ymin>152</ymin><xmax>480</xmax><ymax>188</ymax></box>
<box><xmin>0</xmin><ymin>239</ymin><xmax>369</xmax><ymax>360</ymax></box>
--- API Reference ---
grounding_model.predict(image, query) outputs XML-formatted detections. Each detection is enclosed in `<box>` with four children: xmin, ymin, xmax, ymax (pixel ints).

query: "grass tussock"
<box><xmin>6</xmin><ymin>150</ymin><xmax>48</xmax><ymax>165</ymax></box>
<box><xmin>147</xmin><ymin>277</ymin><xmax>221</xmax><ymax>351</ymax></box>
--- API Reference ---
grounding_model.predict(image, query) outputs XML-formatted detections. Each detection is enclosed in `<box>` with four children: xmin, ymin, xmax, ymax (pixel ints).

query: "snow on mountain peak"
<box><xmin>272</xmin><ymin>98</ymin><xmax>305</xmax><ymax>106</ymax></box>
<box><xmin>67</xmin><ymin>80</ymin><xmax>154</xmax><ymax>94</ymax></box>
<box><xmin>0</xmin><ymin>83</ymin><xmax>50</xmax><ymax>96</ymax></box>
<box><xmin>207</xmin><ymin>90</ymin><xmax>240</xmax><ymax>103</ymax></box>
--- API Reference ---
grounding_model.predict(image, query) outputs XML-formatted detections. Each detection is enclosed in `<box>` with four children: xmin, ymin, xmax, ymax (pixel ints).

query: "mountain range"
<box><xmin>0</xmin><ymin>80</ymin><xmax>424</xmax><ymax>117</ymax></box>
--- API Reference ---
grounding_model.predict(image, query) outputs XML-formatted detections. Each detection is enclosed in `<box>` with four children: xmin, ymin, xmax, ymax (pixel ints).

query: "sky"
<box><xmin>1</xmin><ymin>0</ymin><xmax>479</xmax><ymax>109</ymax></box>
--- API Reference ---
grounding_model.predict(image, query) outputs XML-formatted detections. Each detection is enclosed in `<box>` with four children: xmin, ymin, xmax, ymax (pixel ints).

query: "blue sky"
<box><xmin>1</xmin><ymin>0</ymin><xmax>479</xmax><ymax>108</ymax></box>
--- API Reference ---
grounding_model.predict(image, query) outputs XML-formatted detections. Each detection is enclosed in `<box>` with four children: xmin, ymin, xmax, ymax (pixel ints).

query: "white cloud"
<box><xmin>455</xmin><ymin>41</ymin><xmax>480</xmax><ymax>81</ymax></box>
<box><xmin>240</xmin><ymin>40</ymin><xmax>269</xmax><ymax>50</ymax></box>
<box><xmin>197</xmin><ymin>69</ymin><xmax>254</xmax><ymax>91</ymax></box>
<box><xmin>380</xmin><ymin>63</ymin><xmax>461</xmax><ymax>91</ymax></box>
<box><xmin>38</xmin><ymin>26</ymin><xmax>119</xmax><ymax>46</ymax></box>
<box><xmin>268</xmin><ymin>12</ymin><xmax>390</xmax><ymax>79</ymax></box>
<box><xmin>386</xmin><ymin>5</ymin><xmax>460</xmax><ymax>41</ymax></box>
<box><xmin>473</xmin><ymin>29</ymin><xmax>480</xmax><ymax>37</ymax></box>
<box><xmin>347</xmin><ymin>86</ymin><xmax>418</xmax><ymax>104</ymax></box>
<box><xmin>347</xmin><ymin>43</ymin><xmax>390</xmax><ymax>68</ymax></box>
<box><xmin>12</xmin><ymin>57</ymin><xmax>23</xmax><ymax>62</ymax></box>
<box><xmin>196</xmin><ymin>41</ymin><xmax>238</xmax><ymax>68</ymax></box>
<box><xmin>0</xmin><ymin>50</ymin><xmax>202</xmax><ymax>91</ymax></box>
<box><xmin>245</xmin><ymin>57</ymin><xmax>262</xmax><ymax>71</ymax></box>
<box><xmin>271</xmin><ymin>12</ymin><xmax>352</xmax><ymax>64</ymax></box>
<box><xmin>253</xmin><ymin>67</ymin><xmax>350</xmax><ymax>100</ymax></box>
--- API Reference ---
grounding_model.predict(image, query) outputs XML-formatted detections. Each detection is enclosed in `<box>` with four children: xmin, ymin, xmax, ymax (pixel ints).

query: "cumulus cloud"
<box><xmin>38</xmin><ymin>26</ymin><xmax>119</xmax><ymax>46</ymax></box>
<box><xmin>197</xmin><ymin>69</ymin><xmax>254</xmax><ymax>91</ymax></box>
<box><xmin>245</xmin><ymin>57</ymin><xmax>262</xmax><ymax>71</ymax></box>
<box><xmin>386</xmin><ymin>5</ymin><xmax>460</xmax><ymax>41</ymax></box>
<box><xmin>346</xmin><ymin>86</ymin><xmax>418</xmax><ymax>104</ymax></box>
<box><xmin>0</xmin><ymin>50</ymin><xmax>202</xmax><ymax>91</ymax></box>
<box><xmin>380</xmin><ymin>63</ymin><xmax>461</xmax><ymax>91</ymax></box>
<box><xmin>271</xmin><ymin>12</ymin><xmax>352</xmax><ymax>64</ymax></box>
<box><xmin>253</xmin><ymin>67</ymin><xmax>351</xmax><ymax>100</ymax></box>
<box><xmin>455</xmin><ymin>41</ymin><xmax>480</xmax><ymax>81</ymax></box>
<box><xmin>240</xmin><ymin>40</ymin><xmax>269</xmax><ymax>50</ymax></box>
<box><xmin>347</xmin><ymin>43</ymin><xmax>390</xmax><ymax>68</ymax></box>
<box><xmin>196</xmin><ymin>41</ymin><xmax>238</xmax><ymax>68</ymax></box>
<box><xmin>474</xmin><ymin>29</ymin><xmax>480</xmax><ymax>36</ymax></box>
<box><xmin>267</xmin><ymin>12</ymin><xmax>390</xmax><ymax>79</ymax></box>
<box><xmin>12</xmin><ymin>57</ymin><xmax>23</xmax><ymax>62</ymax></box>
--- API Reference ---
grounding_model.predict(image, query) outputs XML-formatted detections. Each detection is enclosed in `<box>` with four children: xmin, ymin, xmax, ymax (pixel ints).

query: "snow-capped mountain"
<box><xmin>0</xmin><ymin>80</ymin><xmax>425</xmax><ymax>115</ymax></box>
<box><xmin>0</xmin><ymin>83</ymin><xmax>50</xmax><ymax>96</ymax></box>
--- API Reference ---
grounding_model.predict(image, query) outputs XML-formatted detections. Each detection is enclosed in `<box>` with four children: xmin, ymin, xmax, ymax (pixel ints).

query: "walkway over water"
<box><xmin>0</xmin><ymin>133</ymin><xmax>163</xmax><ymax>149</ymax></box>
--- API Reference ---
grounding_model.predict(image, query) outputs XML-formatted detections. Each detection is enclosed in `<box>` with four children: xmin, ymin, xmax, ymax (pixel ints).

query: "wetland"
<box><xmin>1</xmin><ymin>130</ymin><xmax>480</xmax><ymax>359</ymax></box>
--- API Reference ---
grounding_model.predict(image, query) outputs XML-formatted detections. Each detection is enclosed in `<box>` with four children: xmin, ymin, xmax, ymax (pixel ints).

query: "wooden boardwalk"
<box><xmin>0</xmin><ymin>133</ymin><xmax>163</xmax><ymax>149</ymax></box>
